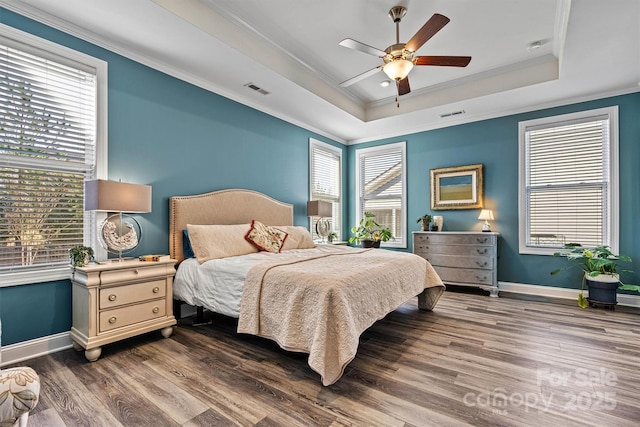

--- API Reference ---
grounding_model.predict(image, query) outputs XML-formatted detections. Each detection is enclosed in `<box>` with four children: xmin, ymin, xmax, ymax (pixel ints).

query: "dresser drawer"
<box><xmin>99</xmin><ymin>264</ymin><xmax>169</xmax><ymax>285</ymax></box>
<box><xmin>419</xmin><ymin>254</ymin><xmax>494</xmax><ymax>270</ymax></box>
<box><xmin>99</xmin><ymin>299</ymin><xmax>166</xmax><ymax>333</ymax></box>
<box><xmin>414</xmin><ymin>244</ymin><xmax>494</xmax><ymax>256</ymax></box>
<box><xmin>414</xmin><ymin>233</ymin><xmax>496</xmax><ymax>246</ymax></box>
<box><xmin>99</xmin><ymin>279</ymin><xmax>166</xmax><ymax>309</ymax></box>
<box><xmin>434</xmin><ymin>266</ymin><xmax>493</xmax><ymax>285</ymax></box>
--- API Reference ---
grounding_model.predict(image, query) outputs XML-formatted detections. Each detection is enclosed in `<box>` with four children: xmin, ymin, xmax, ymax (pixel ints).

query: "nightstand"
<box><xmin>70</xmin><ymin>258</ymin><xmax>177</xmax><ymax>361</ymax></box>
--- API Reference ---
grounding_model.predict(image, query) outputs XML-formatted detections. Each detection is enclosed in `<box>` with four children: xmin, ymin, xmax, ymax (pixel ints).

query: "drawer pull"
<box><xmin>152</xmin><ymin>306</ymin><xmax>160</xmax><ymax>314</ymax></box>
<box><xmin>108</xmin><ymin>316</ymin><xmax>117</xmax><ymax>324</ymax></box>
<box><xmin>134</xmin><ymin>269</ymin><xmax>139</xmax><ymax>275</ymax></box>
<box><xmin>476</xmin><ymin>237</ymin><xmax>488</xmax><ymax>243</ymax></box>
<box><xmin>152</xmin><ymin>286</ymin><xmax>160</xmax><ymax>293</ymax></box>
<box><xmin>476</xmin><ymin>261</ymin><xmax>488</xmax><ymax>267</ymax></box>
<box><xmin>477</xmin><ymin>248</ymin><xmax>488</xmax><ymax>255</ymax></box>
<box><xmin>476</xmin><ymin>275</ymin><xmax>487</xmax><ymax>281</ymax></box>
<box><xmin>108</xmin><ymin>294</ymin><xmax>117</xmax><ymax>302</ymax></box>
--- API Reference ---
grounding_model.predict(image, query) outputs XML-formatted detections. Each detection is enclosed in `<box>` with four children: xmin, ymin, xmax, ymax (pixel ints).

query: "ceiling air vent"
<box><xmin>244</xmin><ymin>82</ymin><xmax>270</xmax><ymax>95</ymax></box>
<box><xmin>440</xmin><ymin>110</ymin><xmax>465</xmax><ymax>118</ymax></box>
<box><xmin>440</xmin><ymin>110</ymin><xmax>464</xmax><ymax>119</ymax></box>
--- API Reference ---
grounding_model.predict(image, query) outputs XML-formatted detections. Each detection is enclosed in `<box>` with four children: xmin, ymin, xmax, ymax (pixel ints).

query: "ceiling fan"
<box><xmin>339</xmin><ymin>5</ymin><xmax>471</xmax><ymax>105</ymax></box>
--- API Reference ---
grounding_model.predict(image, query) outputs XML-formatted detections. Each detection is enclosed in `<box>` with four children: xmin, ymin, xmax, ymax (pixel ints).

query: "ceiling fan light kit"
<box><xmin>339</xmin><ymin>5</ymin><xmax>471</xmax><ymax>104</ymax></box>
<box><xmin>383</xmin><ymin>58</ymin><xmax>414</xmax><ymax>81</ymax></box>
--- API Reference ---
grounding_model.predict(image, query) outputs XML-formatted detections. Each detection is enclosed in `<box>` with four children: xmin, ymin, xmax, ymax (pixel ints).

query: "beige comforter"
<box><xmin>237</xmin><ymin>245</ymin><xmax>445</xmax><ymax>386</ymax></box>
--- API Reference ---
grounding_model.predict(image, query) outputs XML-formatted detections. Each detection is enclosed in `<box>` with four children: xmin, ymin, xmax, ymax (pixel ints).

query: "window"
<box><xmin>309</xmin><ymin>138</ymin><xmax>342</xmax><ymax>241</ymax></box>
<box><xmin>0</xmin><ymin>25</ymin><xmax>106</xmax><ymax>286</ymax></box>
<box><xmin>518</xmin><ymin>107</ymin><xmax>618</xmax><ymax>255</ymax></box>
<box><xmin>354</xmin><ymin>141</ymin><xmax>406</xmax><ymax>248</ymax></box>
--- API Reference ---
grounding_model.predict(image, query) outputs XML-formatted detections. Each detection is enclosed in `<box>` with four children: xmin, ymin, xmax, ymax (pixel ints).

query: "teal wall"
<box><xmin>348</xmin><ymin>92</ymin><xmax>640</xmax><ymax>290</ymax></box>
<box><xmin>0</xmin><ymin>9</ymin><xmax>345</xmax><ymax>345</ymax></box>
<box><xmin>1</xmin><ymin>8</ymin><xmax>638</xmax><ymax>347</ymax></box>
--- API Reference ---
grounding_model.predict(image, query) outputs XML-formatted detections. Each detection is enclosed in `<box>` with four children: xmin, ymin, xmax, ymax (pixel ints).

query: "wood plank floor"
<box><xmin>13</xmin><ymin>289</ymin><xmax>640</xmax><ymax>426</ymax></box>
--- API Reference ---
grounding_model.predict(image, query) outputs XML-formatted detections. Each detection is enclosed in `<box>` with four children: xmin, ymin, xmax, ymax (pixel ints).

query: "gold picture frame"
<box><xmin>430</xmin><ymin>164</ymin><xmax>483</xmax><ymax>210</ymax></box>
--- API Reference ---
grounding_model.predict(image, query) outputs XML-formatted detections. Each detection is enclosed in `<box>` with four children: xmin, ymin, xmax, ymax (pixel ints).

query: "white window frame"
<box><xmin>309</xmin><ymin>138</ymin><xmax>342</xmax><ymax>241</ymax></box>
<box><xmin>354</xmin><ymin>141</ymin><xmax>407</xmax><ymax>248</ymax></box>
<box><xmin>0</xmin><ymin>24</ymin><xmax>107</xmax><ymax>287</ymax></box>
<box><xmin>518</xmin><ymin>106</ymin><xmax>619</xmax><ymax>255</ymax></box>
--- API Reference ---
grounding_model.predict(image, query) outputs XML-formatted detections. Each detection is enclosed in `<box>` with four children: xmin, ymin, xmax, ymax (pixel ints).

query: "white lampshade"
<box><xmin>382</xmin><ymin>59</ymin><xmax>414</xmax><ymax>81</ymax></box>
<box><xmin>307</xmin><ymin>200</ymin><xmax>332</xmax><ymax>217</ymax></box>
<box><xmin>85</xmin><ymin>179</ymin><xmax>152</xmax><ymax>213</ymax></box>
<box><xmin>478</xmin><ymin>209</ymin><xmax>494</xmax><ymax>232</ymax></box>
<box><xmin>478</xmin><ymin>209</ymin><xmax>494</xmax><ymax>221</ymax></box>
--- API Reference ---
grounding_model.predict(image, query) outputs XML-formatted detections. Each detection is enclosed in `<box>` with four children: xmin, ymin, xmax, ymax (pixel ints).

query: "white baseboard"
<box><xmin>1</xmin><ymin>284</ymin><xmax>638</xmax><ymax>366</ymax></box>
<box><xmin>0</xmin><ymin>331</ymin><xmax>73</xmax><ymax>367</ymax></box>
<box><xmin>498</xmin><ymin>281</ymin><xmax>640</xmax><ymax>308</ymax></box>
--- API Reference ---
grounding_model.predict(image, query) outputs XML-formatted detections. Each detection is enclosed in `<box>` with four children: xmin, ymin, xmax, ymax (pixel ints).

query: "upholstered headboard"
<box><xmin>169</xmin><ymin>189</ymin><xmax>294</xmax><ymax>262</ymax></box>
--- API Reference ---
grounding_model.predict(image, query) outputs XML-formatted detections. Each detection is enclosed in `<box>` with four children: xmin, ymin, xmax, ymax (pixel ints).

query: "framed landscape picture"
<box><xmin>430</xmin><ymin>164</ymin><xmax>483</xmax><ymax>210</ymax></box>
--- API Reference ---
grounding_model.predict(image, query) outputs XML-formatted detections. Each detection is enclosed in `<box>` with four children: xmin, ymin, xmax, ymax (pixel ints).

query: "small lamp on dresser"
<box><xmin>478</xmin><ymin>209</ymin><xmax>494</xmax><ymax>232</ymax></box>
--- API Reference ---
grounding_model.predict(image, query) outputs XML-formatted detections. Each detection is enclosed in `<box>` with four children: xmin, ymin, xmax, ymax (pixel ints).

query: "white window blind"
<box><xmin>0</xmin><ymin>38</ymin><xmax>97</xmax><ymax>273</ymax></box>
<box><xmin>355</xmin><ymin>142</ymin><xmax>406</xmax><ymax>247</ymax></box>
<box><xmin>519</xmin><ymin>107</ymin><xmax>618</xmax><ymax>255</ymax></box>
<box><xmin>309</xmin><ymin>139</ymin><xmax>342</xmax><ymax>240</ymax></box>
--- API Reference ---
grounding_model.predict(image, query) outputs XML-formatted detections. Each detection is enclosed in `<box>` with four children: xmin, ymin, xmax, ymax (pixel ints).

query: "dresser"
<box><xmin>413</xmin><ymin>231</ymin><xmax>500</xmax><ymax>297</ymax></box>
<box><xmin>70</xmin><ymin>258</ymin><xmax>177</xmax><ymax>361</ymax></box>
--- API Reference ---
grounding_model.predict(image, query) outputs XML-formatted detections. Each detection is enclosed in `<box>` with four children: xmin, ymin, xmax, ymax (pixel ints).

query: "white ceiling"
<box><xmin>3</xmin><ymin>0</ymin><xmax>639</xmax><ymax>144</ymax></box>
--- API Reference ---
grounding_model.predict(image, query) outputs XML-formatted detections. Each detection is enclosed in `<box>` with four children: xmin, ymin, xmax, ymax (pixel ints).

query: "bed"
<box><xmin>169</xmin><ymin>189</ymin><xmax>445</xmax><ymax>385</ymax></box>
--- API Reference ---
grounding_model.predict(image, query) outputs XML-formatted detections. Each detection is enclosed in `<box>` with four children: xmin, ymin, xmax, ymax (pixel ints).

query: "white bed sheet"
<box><xmin>173</xmin><ymin>247</ymin><xmax>333</xmax><ymax>318</ymax></box>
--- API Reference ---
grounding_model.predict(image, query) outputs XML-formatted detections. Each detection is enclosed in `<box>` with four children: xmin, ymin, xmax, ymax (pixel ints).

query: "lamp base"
<box><xmin>482</xmin><ymin>221</ymin><xmax>491</xmax><ymax>232</ymax></box>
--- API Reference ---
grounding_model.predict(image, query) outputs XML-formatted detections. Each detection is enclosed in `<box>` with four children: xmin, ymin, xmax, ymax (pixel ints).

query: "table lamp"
<box><xmin>478</xmin><ymin>209</ymin><xmax>494</xmax><ymax>232</ymax></box>
<box><xmin>307</xmin><ymin>200</ymin><xmax>332</xmax><ymax>243</ymax></box>
<box><xmin>85</xmin><ymin>179</ymin><xmax>152</xmax><ymax>260</ymax></box>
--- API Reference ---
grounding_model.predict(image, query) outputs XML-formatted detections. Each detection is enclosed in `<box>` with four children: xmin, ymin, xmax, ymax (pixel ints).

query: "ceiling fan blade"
<box><xmin>339</xmin><ymin>38</ymin><xmax>387</xmax><ymax>57</ymax></box>
<box><xmin>415</xmin><ymin>55</ymin><xmax>471</xmax><ymax>67</ymax></box>
<box><xmin>405</xmin><ymin>13</ymin><xmax>450</xmax><ymax>53</ymax></box>
<box><xmin>339</xmin><ymin>66</ymin><xmax>382</xmax><ymax>87</ymax></box>
<box><xmin>397</xmin><ymin>76</ymin><xmax>411</xmax><ymax>96</ymax></box>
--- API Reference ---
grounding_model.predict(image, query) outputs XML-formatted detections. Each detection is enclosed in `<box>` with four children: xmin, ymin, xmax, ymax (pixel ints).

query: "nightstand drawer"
<box><xmin>99</xmin><ymin>300</ymin><xmax>166</xmax><ymax>333</ymax></box>
<box><xmin>99</xmin><ymin>280</ymin><xmax>166</xmax><ymax>309</ymax></box>
<box><xmin>99</xmin><ymin>264</ymin><xmax>168</xmax><ymax>285</ymax></box>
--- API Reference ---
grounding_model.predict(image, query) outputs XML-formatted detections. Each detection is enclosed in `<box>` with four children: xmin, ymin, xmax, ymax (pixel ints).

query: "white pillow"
<box><xmin>186</xmin><ymin>223</ymin><xmax>257</xmax><ymax>263</ymax></box>
<box><xmin>279</xmin><ymin>226</ymin><xmax>316</xmax><ymax>250</ymax></box>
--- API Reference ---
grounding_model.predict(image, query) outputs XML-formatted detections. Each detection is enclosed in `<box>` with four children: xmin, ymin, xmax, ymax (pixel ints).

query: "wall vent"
<box><xmin>440</xmin><ymin>110</ymin><xmax>465</xmax><ymax>118</ymax></box>
<box><xmin>244</xmin><ymin>82</ymin><xmax>270</xmax><ymax>95</ymax></box>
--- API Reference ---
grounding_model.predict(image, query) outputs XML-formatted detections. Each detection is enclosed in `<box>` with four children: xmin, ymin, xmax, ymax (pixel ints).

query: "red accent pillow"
<box><xmin>245</xmin><ymin>220</ymin><xmax>288</xmax><ymax>253</ymax></box>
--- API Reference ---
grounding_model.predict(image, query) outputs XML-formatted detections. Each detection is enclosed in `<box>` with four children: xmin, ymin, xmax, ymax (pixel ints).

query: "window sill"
<box><xmin>0</xmin><ymin>266</ymin><xmax>71</xmax><ymax>288</ymax></box>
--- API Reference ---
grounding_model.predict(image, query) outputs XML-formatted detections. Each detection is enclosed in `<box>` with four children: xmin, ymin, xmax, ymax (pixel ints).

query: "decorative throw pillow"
<box><xmin>245</xmin><ymin>220</ymin><xmax>288</xmax><ymax>253</ymax></box>
<box><xmin>186</xmin><ymin>223</ymin><xmax>257</xmax><ymax>263</ymax></box>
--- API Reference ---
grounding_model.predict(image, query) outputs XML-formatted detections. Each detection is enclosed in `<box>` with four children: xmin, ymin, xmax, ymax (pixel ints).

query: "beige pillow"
<box><xmin>280</xmin><ymin>226</ymin><xmax>316</xmax><ymax>250</ymax></box>
<box><xmin>245</xmin><ymin>220</ymin><xmax>288</xmax><ymax>253</ymax></box>
<box><xmin>186</xmin><ymin>223</ymin><xmax>257</xmax><ymax>263</ymax></box>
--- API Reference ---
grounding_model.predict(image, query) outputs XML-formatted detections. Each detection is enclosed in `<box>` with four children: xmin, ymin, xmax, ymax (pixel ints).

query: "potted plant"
<box><xmin>349</xmin><ymin>212</ymin><xmax>393</xmax><ymax>248</ymax></box>
<box><xmin>416</xmin><ymin>214</ymin><xmax>431</xmax><ymax>231</ymax></box>
<box><xmin>551</xmin><ymin>244</ymin><xmax>639</xmax><ymax>308</ymax></box>
<box><xmin>69</xmin><ymin>245</ymin><xmax>95</xmax><ymax>267</ymax></box>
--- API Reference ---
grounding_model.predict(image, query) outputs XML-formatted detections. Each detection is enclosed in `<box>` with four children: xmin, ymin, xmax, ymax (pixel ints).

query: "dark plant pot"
<box><xmin>429</xmin><ymin>225</ymin><xmax>439</xmax><ymax>231</ymax></box>
<box><xmin>586</xmin><ymin>275</ymin><xmax>619</xmax><ymax>308</ymax></box>
<box><xmin>362</xmin><ymin>239</ymin><xmax>380</xmax><ymax>248</ymax></box>
<box><xmin>421</xmin><ymin>219</ymin><xmax>429</xmax><ymax>231</ymax></box>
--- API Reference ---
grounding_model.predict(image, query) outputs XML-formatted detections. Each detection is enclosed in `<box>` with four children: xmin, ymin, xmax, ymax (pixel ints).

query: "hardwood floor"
<box><xmin>14</xmin><ymin>289</ymin><xmax>640</xmax><ymax>426</ymax></box>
